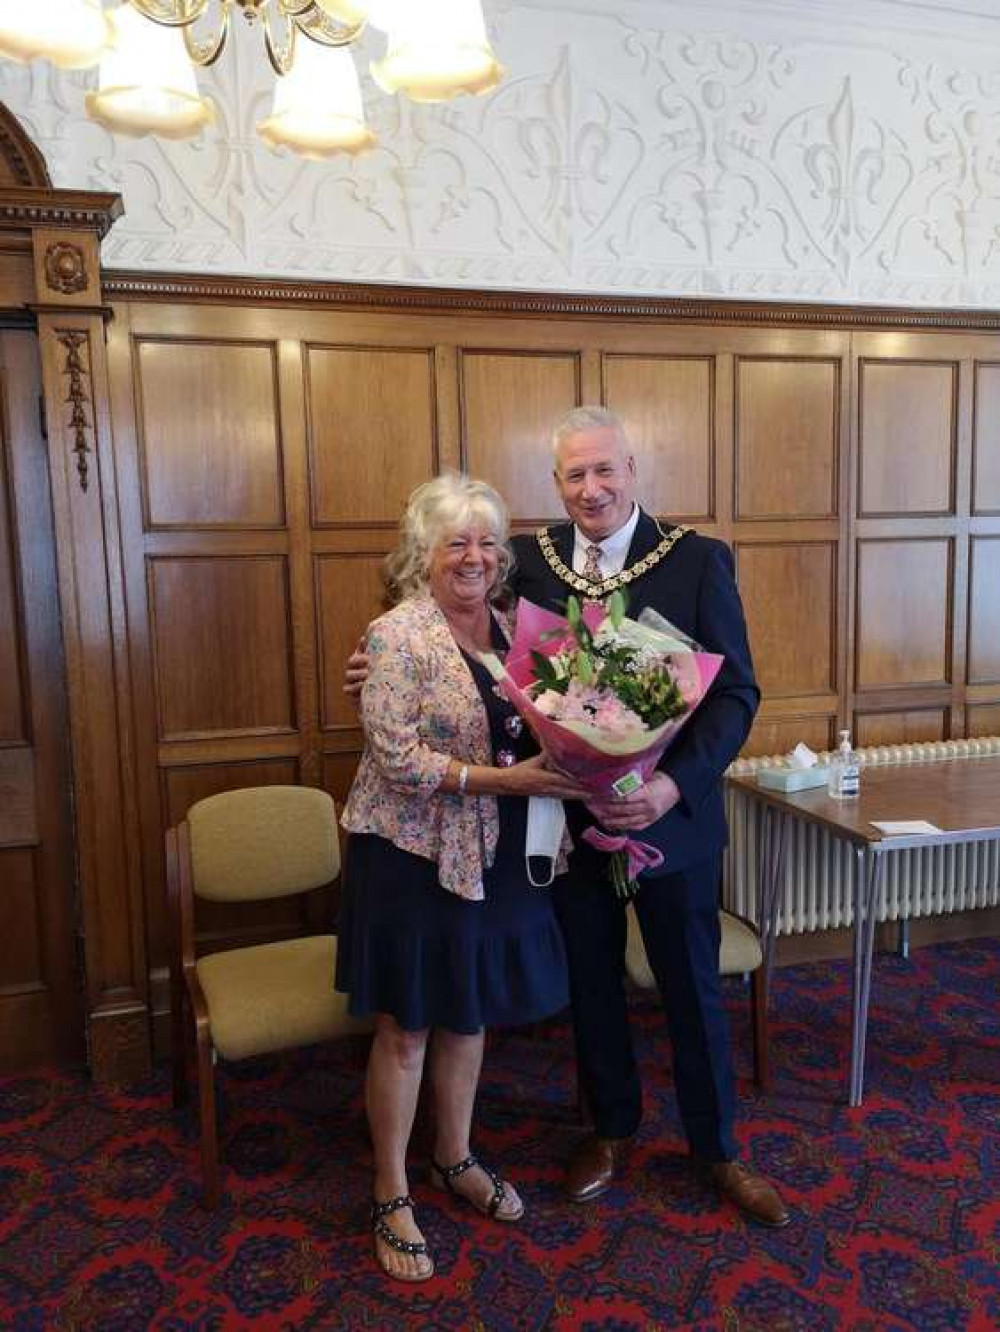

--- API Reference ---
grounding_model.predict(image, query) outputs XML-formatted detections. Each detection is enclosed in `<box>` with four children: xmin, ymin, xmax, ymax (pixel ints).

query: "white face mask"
<box><xmin>524</xmin><ymin>796</ymin><xmax>567</xmax><ymax>887</ymax></box>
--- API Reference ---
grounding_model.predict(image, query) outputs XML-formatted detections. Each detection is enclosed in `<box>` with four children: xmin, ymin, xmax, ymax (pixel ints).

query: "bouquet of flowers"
<box><xmin>483</xmin><ymin>592</ymin><xmax>723</xmax><ymax>898</ymax></box>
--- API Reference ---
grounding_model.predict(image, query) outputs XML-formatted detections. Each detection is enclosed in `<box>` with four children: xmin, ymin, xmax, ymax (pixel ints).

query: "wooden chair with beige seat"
<box><xmin>167</xmin><ymin>785</ymin><xmax>372</xmax><ymax>1209</ymax></box>
<box><xmin>624</xmin><ymin>905</ymin><xmax>770</xmax><ymax>1089</ymax></box>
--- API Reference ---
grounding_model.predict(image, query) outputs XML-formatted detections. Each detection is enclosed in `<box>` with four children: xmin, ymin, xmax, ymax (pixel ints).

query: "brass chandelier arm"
<box><xmin>263</xmin><ymin>7</ymin><xmax>297</xmax><ymax>76</ymax></box>
<box><xmin>183</xmin><ymin>0</ymin><xmax>231</xmax><ymax>67</ymax></box>
<box><xmin>127</xmin><ymin>0</ymin><xmax>212</xmax><ymax>28</ymax></box>
<box><xmin>126</xmin><ymin>0</ymin><xmax>365</xmax><ymax>74</ymax></box>
<box><xmin>289</xmin><ymin>4</ymin><xmax>367</xmax><ymax>48</ymax></box>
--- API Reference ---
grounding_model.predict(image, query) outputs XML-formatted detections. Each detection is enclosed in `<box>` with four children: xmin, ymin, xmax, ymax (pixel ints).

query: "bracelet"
<box><xmin>457</xmin><ymin>763</ymin><xmax>469</xmax><ymax>795</ymax></box>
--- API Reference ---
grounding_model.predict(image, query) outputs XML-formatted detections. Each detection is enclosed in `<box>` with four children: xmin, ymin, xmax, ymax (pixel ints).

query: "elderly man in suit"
<box><xmin>512</xmin><ymin>406</ymin><xmax>787</xmax><ymax>1226</ymax></box>
<box><xmin>347</xmin><ymin>405</ymin><xmax>789</xmax><ymax>1227</ymax></box>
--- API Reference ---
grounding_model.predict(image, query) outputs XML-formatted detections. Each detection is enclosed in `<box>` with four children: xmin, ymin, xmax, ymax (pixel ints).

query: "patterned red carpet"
<box><xmin>1</xmin><ymin>938</ymin><xmax>997</xmax><ymax>1331</ymax></box>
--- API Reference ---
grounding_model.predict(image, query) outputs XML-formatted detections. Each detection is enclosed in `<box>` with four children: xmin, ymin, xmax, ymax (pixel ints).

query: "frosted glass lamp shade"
<box><xmin>258</xmin><ymin>39</ymin><xmax>374</xmax><ymax>158</ymax></box>
<box><xmin>370</xmin><ymin>0</ymin><xmax>503</xmax><ymax>103</ymax></box>
<box><xmin>85</xmin><ymin>5</ymin><xmax>214</xmax><ymax>139</ymax></box>
<box><xmin>0</xmin><ymin>0</ymin><xmax>109</xmax><ymax>69</ymax></box>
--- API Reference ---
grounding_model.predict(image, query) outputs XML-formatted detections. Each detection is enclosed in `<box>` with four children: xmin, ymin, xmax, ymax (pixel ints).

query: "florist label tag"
<box><xmin>612</xmin><ymin>770</ymin><xmax>643</xmax><ymax>797</ymax></box>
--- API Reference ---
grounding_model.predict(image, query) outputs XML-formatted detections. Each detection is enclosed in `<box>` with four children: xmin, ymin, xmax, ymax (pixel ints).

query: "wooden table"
<box><xmin>727</xmin><ymin>757</ymin><xmax>1000</xmax><ymax>1105</ymax></box>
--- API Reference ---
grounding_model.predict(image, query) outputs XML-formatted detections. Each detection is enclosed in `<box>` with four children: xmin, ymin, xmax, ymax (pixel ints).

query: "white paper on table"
<box><xmin>870</xmin><ymin>819</ymin><xmax>942</xmax><ymax>836</ymax></box>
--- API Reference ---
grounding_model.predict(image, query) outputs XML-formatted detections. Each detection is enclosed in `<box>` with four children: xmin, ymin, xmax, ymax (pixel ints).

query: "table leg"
<box><xmin>759</xmin><ymin>806</ymin><xmax>787</xmax><ymax>982</ymax></box>
<box><xmin>850</xmin><ymin>847</ymin><xmax>884</xmax><ymax>1106</ymax></box>
<box><xmin>897</xmin><ymin>918</ymin><xmax>910</xmax><ymax>960</ymax></box>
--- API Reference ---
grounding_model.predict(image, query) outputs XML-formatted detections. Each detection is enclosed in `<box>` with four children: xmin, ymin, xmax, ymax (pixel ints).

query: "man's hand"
<box><xmin>585</xmin><ymin>772</ymin><xmax>681</xmax><ymax>832</ymax></box>
<box><xmin>343</xmin><ymin>635</ymin><xmax>370</xmax><ymax>698</ymax></box>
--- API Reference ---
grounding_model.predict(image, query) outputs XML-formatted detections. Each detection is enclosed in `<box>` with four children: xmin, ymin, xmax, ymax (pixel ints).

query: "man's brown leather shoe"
<box><xmin>564</xmin><ymin>1135</ymin><xmax>632</xmax><ymax>1203</ymax></box>
<box><xmin>705</xmin><ymin>1159</ymin><xmax>791</xmax><ymax>1228</ymax></box>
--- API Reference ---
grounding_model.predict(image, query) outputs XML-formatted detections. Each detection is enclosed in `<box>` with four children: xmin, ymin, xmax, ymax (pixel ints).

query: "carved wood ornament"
<box><xmin>0</xmin><ymin>103</ymin><xmax>52</xmax><ymax>187</ymax></box>
<box><xmin>56</xmin><ymin>330</ymin><xmax>93</xmax><ymax>492</ymax></box>
<box><xmin>45</xmin><ymin>241</ymin><xmax>88</xmax><ymax>295</ymax></box>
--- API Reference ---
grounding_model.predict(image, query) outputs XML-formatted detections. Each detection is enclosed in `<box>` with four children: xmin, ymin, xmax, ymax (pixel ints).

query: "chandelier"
<box><xmin>0</xmin><ymin>1</ymin><xmax>504</xmax><ymax>157</ymax></box>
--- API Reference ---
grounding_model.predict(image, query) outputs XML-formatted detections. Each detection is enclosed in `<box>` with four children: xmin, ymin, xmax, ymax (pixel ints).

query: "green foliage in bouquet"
<box><xmin>528</xmin><ymin>592</ymin><xmax>687</xmax><ymax>729</ymax></box>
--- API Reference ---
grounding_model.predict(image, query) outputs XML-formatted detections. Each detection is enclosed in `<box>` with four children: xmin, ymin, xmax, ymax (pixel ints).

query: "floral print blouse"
<box><xmin>341</xmin><ymin>593</ymin><xmax>512</xmax><ymax>901</ymax></box>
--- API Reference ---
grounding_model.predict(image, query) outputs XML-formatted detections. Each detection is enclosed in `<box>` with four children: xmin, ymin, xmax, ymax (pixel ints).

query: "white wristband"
<box><xmin>457</xmin><ymin>763</ymin><xmax>469</xmax><ymax>794</ymax></box>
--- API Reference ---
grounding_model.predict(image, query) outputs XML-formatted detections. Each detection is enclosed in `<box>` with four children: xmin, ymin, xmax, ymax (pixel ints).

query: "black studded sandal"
<box><xmin>371</xmin><ymin>1194</ymin><xmax>434</xmax><ymax>1283</ymax></box>
<box><xmin>430</xmin><ymin>1154</ymin><xmax>524</xmax><ymax>1222</ymax></box>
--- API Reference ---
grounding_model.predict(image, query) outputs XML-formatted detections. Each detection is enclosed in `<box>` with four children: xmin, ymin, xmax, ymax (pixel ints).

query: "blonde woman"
<box><xmin>336</xmin><ymin>473</ymin><xmax>584</xmax><ymax>1283</ymax></box>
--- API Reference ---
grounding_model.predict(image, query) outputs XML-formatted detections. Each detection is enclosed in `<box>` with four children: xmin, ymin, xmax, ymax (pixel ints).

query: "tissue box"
<box><xmin>756</xmin><ymin>765</ymin><xmax>830</xmax><ymax>792</ymax></box>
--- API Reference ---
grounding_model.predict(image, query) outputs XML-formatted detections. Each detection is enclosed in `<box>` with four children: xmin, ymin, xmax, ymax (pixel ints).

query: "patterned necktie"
<box><xmin>582</xmin><ymin>542</ymin><xmax>603</xmax><ymax>586</ymax></box>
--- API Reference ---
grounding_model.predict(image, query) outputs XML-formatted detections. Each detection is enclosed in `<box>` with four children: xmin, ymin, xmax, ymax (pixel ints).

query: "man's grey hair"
<box><xmin>551</xmin><ymin>405</ymin><xmax>630</xmax><ymax>459</ymax></box>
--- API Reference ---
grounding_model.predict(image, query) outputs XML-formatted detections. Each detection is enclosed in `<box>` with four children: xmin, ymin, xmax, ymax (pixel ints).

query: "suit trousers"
<box><xmin>553</xmin><ymin>850</ymin><xmax>738</xmax><ymax>1161</ymax></box>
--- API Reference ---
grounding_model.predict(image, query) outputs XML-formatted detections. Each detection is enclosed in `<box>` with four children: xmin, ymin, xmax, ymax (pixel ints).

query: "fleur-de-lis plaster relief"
<box><xmin>1</xmin><ymin>1</ymin><xmax>998</xmax><ymax>305</ymax></box>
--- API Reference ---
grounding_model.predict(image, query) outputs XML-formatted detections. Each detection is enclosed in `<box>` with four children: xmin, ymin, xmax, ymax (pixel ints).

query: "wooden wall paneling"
<box><xmin>840</xmin><ymin>334</ymin><xmax>862</xmax><ymax>739</ymax></box>
<box><xmin>745</xmin><ymin>714</ymin><xmax>835</xmax><ymax>758</ymax></box>
<box><xmin>323</xmin><ymin>747</ymin><xmax>364</xmax><ymax>809</ymax></box>
<box><xmin>32</xmin><ymin>211</ymin><xmax>149</xmax><ymax>1081</ymax></box>
<box><xmin>853</xmin><ymin>330</ymin><xmax>996</xmax><ymax>742</ymax></box>
<box><xmin>147</xmin><ymin>555</ymin><xmax>295</xmax><ymax>741</ymax></box>
<box><xmin>713</xmin><ymin>351</ymin><xmax>735</xmax><ymax>546</ymax></box>
<box><xmin>601</xmin><ymin>353</ymin><xmax>714</xmax><ymax>521</ymax></box>
<box><xmin>278</xmin><ymin>338</ymin><xmax>321</xmax><ymax>788</ymax></box>
<box><xmin>0</xmin><ymin>849</ymin><xmax>47</xmax><ymax>1069</ymax></box>
<box><xmin>972</xmin><ymin>362</ymin><xmax>1000</xmax><ymax>515</ymax></box>
<box><xmin>0</xmin><ymin>331</ymin><xmax>80</xmax><ymax>1069</ymax></box>
<box><xmin>315</xmin><ymin>552</ymin><xmax>389</xmax><ymax>734</ymax></box>
<box><xmin>968</xmin><ymin>703</ymin><xmax>1000</xmax><ymax>737</ymax></box>
<box><xmin>0</xmin><ymin>367</ymin><xmax>27</xmax><ymax>742</ymax></box>
<box><xmin>857</xmin><ymin>358</ymin><xmax>958</xmax><ymax>517</ymax></box>
<box><xmin>580</xmin><ymin>348</ymin><xmax>603</xmax><ymax>406</ymax></box>
<box><xmin>90</xmin><ymin>293</ymin><xmax>1000</xmax><ymax>1083</ymax></box>
<box><xmin>948</xmin><ymin>355</ymin><xmax>975</xmax><ymax>737</ymax></box>
<box><xmin>0</xmin><ymin>105</ymin><xmax>52</xmax><ymax>187</ymax></box>
<box><xmin>855</xmin><ymin>538</ymin><xmax>953</xmax><ymax>690</ymax></box>
<box><xmin>854</xmin><ymin>709</ymin><xmax>948</xmax><ymax>747</ymax></box>
<box><xmin>135</xmin><ymin>337</ymin><xmax>285</xmax><ymax>529</ymax></box>
<box><xmin>735</xmin><ymin>356</ymin><xmax>839</xmax><ymax>521</ymax></box>
<box><xmin>107</xmin><ymin>306</ymin><xmax>175</xmax><ymax>1035</ymax></box>
<box><xmin>968</xmin><ymin>537</ymin><xmax>1000</xmax><ymax>686</ymax></box>
<box><xmin>738</xmin><ymin>540</ymin><xmax>837</xmax><ymax>698</ymax></box>
<box><xmin>0</xmin><ymin>236</ymin><xmax>34</xmax><ymax>308</ymax></box>
<box><xmin>459</xmin><ymin>349</ymin><xmax>581</xmax><ymax>523</ymax></box>
<box><xmin>434</xmin><ymin>344</ymin><xmax>462</xmax><ymax>473</ymax></box>
<box><xmin>108</xmin><ymin>317</ymin><xmax>313</xmax><ymax>1032</ymax></box>
<box><xmin>306</xmin><ymin>343</ymin><xmax>438</xmax><ymax>527</ymax></box>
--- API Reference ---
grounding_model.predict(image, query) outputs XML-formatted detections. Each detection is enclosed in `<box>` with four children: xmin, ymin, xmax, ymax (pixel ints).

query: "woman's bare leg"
<box><xmin>429</xmin><ymin>1028</ymin><xmax>523</xmax><ymax>1219</ymax></box>
<box><xmin>367</xmin><ymin>1014</ymin><xmax>432</xmax><ymax>1278</ymax></box>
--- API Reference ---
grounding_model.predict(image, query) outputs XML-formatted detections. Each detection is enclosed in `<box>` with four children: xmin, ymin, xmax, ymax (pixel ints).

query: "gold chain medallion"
<box><xmin>536</xmin><ymin>522</ymin><xmax>688</xmax><ymax>598</ymax></box>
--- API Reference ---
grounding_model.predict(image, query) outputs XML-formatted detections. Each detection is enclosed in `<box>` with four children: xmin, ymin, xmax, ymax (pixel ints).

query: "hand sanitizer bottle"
<box><xmin>827</xmin><ymin>729</ymin><xmax>861</xmax><ymax>798</ymax></box>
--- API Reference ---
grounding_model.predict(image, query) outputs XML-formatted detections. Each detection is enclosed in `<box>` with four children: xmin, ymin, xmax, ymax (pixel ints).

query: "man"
<box><xmin>514</xmin><ymin>406</ymin><xmax>787</xmax><ymax>1226</ymax></box>
<box><xmin>347</xmin><ymin>405</ymin><xmax>789</xmax><ymax>1227</ymax></box>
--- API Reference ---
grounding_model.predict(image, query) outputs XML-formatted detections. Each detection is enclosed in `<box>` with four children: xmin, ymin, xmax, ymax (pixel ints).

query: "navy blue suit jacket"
<box><xmin>510</xmin><ymin>510</ymin><xmax>759</xmax><ymax>873</ymax></box>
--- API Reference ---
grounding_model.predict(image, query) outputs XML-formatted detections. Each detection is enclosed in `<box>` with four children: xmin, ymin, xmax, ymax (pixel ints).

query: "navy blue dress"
<box><xmin>335</xmin><ymin>627</ymin><xmax>569</xmax><ymax>1034</ymax></box>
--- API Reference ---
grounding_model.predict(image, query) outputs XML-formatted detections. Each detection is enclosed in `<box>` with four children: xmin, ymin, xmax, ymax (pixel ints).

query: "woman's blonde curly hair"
<box><xmin>384</xmin><ymin>472</ymin><xmax>513</xmax><ymax>604</ymax></box>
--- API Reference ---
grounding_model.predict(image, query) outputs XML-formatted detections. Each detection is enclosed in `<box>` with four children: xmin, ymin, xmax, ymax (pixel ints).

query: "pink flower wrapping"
<box><xmin>482</xmin><ymin>597</ymin><xmax>724</xmax><ymax>897</ymax></box>
<box><xmin>487</xmin><ymin>598</ymin><xmax>721</xmax><ymax>793</ymax></box>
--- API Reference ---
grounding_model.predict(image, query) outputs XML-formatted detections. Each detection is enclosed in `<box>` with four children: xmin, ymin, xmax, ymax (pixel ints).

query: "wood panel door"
<box><xmin>0</xmin><ymin>329</ymin><xmax>81</xmax><ymax>1069</ymax></box>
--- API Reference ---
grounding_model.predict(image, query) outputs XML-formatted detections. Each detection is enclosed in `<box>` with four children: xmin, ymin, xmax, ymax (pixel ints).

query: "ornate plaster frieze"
<box><xmin>1</xmin><ymin>3</ymin><xmax>998</xmax><ymax>307</ymax></box>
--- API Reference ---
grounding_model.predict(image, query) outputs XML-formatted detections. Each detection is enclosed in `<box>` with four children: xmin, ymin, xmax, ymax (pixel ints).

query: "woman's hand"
<box><xmin>497</xmin><ymin>754</ymin><xmax>587</xmax><ymax>801</ymax></box>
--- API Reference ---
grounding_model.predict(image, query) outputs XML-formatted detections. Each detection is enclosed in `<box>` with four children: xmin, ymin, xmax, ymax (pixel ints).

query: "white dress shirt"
<box><xmin>571</xmin><ymin>503</ymin><xmax>641</xmax><ymax>579</ymax></box>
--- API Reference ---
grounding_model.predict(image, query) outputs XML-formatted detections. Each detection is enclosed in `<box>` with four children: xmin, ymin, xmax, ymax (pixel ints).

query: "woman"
<box><xmin>336</xmin><ymin>473</ymin><xmax>584</xmax><ymax>1284</ymax></box>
